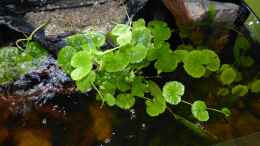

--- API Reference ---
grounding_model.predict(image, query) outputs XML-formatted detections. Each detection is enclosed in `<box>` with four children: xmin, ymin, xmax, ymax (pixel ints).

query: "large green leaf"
<box><xmin>102</xmin><ymin>51</ymin><xmax>129</xmax><ymax>72</ymax></box>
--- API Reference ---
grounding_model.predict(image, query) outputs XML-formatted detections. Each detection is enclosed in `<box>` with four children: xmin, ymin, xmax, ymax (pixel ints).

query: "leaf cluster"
<box><xmin>0</xmin><ymin>42</ymin><xmax>47</xmax><ymax>84</ymax></box>
<box><xmin>57</xmin><ymin>19</ymin><xmax>229</xmax><ymax>122</ymax></box>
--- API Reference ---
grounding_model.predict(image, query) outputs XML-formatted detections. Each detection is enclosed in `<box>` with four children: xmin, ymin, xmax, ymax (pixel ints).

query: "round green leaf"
<box><xmin>191</xmin><ymin>100</ymin><xmax>209</xmax><ymax>122</ymax></box>
<box><xmin>148</xmin><ymin>20</ymin><xmax>172</xmax><ymax>41</ymax></box>
<box><xmin>154</xmin><ymin>44</ymin><xmax>181</xmax><ymax>74</ymax></box>
<box><xmin>102</xmin><ymin>51</ymin><xmax>129</xmax><ymax>72</ymax></box>
<box><xmin>76</xmin><ymin>71</ymin><xmax>96</xmax><ymax>92</ymax></box>
<box><xmin>58</xmin><ymin>46</ymin><xmax>78</xmax><ymax>74</ymax></box>
<box><xmin>70</xmin><ymin>51</ymin><xmax>93</xmax><ymax>80</ymax></box>
<box><xmin>127</xmin><ymin>44</ymin><xmax>149</xmax><ymax>63</ymax></box>
<box><xmin>111</xmin><ymin>24</ymin><xmax>132</xmax><ymax>46</ymax></box>
<box><xmin>250</xmin><ymin>79</ymin><xmax>260</xmax><ymax>93</ymax></box>
<box><xmin>231</xmin><ymin>84</ymin><xmax>248</xmax><ymax>96</ymax></box>
<box><xmin>221</xmin><ymin>107</ymin><xmax>231</xmax><ymax>117</ymax></box>
<box><xmin>202</xmin><ymin>50</ymin><xmax>220</xmax><ymax>72</ymax></box>
<box><xmin>184</xmin><ymin>51</ymin><xmax>206</xmax><ymax>78</ymax></box>
<box><xmin>183</xmin><ymin>50</ymin><xmax>220</xmax><ymax>78</ymax></box>
<box><xmin>220</xmin><ymin>67</ymin><xmax>237</xmax><ymax>85</ymax></box>
<box><xmin>162</xmin><ymin>81</ymin><xmax>185</xmax><ymax>105</ymax></box>
<box><xmin>116</xmin><ymin>94</ymin><xmax>135</xmax><ymax>110</ymax></box>
<box><xmin>104</xmin><ymin>93</ymin><xmax>116</xmax><ymax>106</ymax></box>
<box><xmin>86</xmin><ymin>31</ymin><xmax>106</xmax><ymax>48</ymax></box>
<box><xmin>145</xmin><ymin>97</ymin><xmax>166</xmax><ymax>117</ymax></box>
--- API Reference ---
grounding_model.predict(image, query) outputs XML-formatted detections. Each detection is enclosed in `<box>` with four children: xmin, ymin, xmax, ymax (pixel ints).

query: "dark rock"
<box><xmin>0</xmin><ymin>56</ymin><xmax>75</xmax><ymax>117</ymax></box>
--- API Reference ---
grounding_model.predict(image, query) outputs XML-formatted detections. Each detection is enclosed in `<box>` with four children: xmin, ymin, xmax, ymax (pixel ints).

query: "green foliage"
<box><xmin>221</xmin><ymin>107</ymin><xmax>231</xmax><ymax>117</ymax></box>
<box><xmin>162</xmin><ymin>81</ymin><xmax>185</xmax><ymax>105</ymax></box>
<box><xmin>70</xmin><ymin>51</ymin><xmax>93</xmax><ymax>80</ymax></box>
<box><xmin>116</xmin><ymin>94</ymin><xmax>135</xmax><ymax>110</ymax></box>
<box><xmin>219</xmin><ymin>64</ymin><xmax>237</xmax><ymax>85</ymax></box>
<box><xmin>191</xmin><ymin>100</ymin><xmax>209</xmax><ymax>122</ymax></box>
<box><xmin>102</xmin><ymin>51</ymin><xmax>129</xmax><ymax>72</ymax></box>
<box><xmin>111</xmin><ymin>24</ymin><xmax>132</xmax><ymax>46</ymax></box>
<box><xmin>57</xmin><ymin>19</ymin><xmax>229</xmax><ymax>122</ymax></box>
<box><xmin>148</xmin><ymin>21</ymin><xmax>172</xmax><ymax>41</ymax></box>
<box><xmin>231</xmin><ymin>84</ymin><xmax>248</xmax><ymax>96</ymax></box>
<box><xmin>183</xmin><ymin>49</ymin><xmax>220</xmax><ymax>78</ymax></box>
<box><xmin>250</xmin><ymin>79</ymin><xmax>260</xmax><ymax>93</ymax></box>
<box><xmin>0</xmin><ymin>42</ymin><xmax>47</xmax><ymax>84</ymax></box>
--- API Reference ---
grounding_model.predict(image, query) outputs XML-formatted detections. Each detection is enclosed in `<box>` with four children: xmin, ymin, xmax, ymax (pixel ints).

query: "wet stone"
<box><xmin>24</xmin><ymin>0</ymin><xmax>126</xmax><ymax>36</ymax></box>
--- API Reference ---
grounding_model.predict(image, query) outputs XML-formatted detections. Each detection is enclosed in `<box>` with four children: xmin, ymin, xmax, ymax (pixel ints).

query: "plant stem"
<box><xmin>137</xmin><ymin>97</ymin><xmax>218</xmax><ymax>141</ymax></box>
<box><xmin>101</xmin><ymin>46</ymin><xmax>120</xmax><ymax>55</ymax></box>
<box><xmin>182</xmin><ymin>100</ymin><xmax>225</xmax><ymax>115</ymax></box>
<box><xmin>167</xmin><ymin>107</ymin><xmax>218</xmax><ymax>142</ymax></box>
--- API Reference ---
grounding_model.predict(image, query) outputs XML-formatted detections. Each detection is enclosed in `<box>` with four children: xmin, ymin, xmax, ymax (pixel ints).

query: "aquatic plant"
<box><xmin>57</xmin><ymin>19</ymin><xmax>229</xmax><ymax>122</ymax></box>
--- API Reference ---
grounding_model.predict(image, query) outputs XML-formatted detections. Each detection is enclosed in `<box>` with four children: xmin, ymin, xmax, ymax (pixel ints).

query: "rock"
<box><xmin>24</xmin><ymin>0</ymin><xmax>126</xmax><ymax>36</ymax></box>
<box><xmin>0</xmin><ymin>56</ymin><xmax>75</xmax><ymax>117</ymax></box>
<box><xmin>163</xmin><ymin>0</ymin><xmax>240</xmax><ymax>26</ymax></box>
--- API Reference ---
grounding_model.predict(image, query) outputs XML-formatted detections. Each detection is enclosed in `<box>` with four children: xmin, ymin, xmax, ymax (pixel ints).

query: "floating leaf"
<box><xmin>162</xmin><ymin>81</ymin><xmax>185</xmax><ymax>105</ymax></box>
<box><xmin>191</xmin><ymin>100</ymin><xmax>209</xmax><ymax>122</ymax></box>
<box><xmin>76</xmin><ymin>71</ymin><xmax>96</xmax><ymax>92</ymax></box>
<box><xmin>116</xmin><ymin>94</ymin><xmax>135</xmax><ymax>110</ymax></box>
<box><xmin>58</xmin><ymin>46</ymin><xmax>78</xmax><ymax>74</ymax></box>
<box><xmin>221</xmin><ymin>107</ymin><xmax>231</xmax><ymax>117</ymax></box>
<box><xmin>231</xmin><ymin>84</ymin><xmax>248</xmax><ymax>96</ymax></box>
<box><xmin>148</xmin><ymin>21</ymin><xmax>172</xmax><ymax>41</ymax></box>
<box><xmin>102</xmin><ymin>51</ymin><xmax>129</xmax><ymax>72</ymax></box>
<box><xmin>250</xmin><ymin>79</ymin><xmax>260</xmax><ymax>93</ymax></box>
<box><xmin>70</xmin><ymin>51</ymin><xmax>93</xmax><ymax>80</ymax></box>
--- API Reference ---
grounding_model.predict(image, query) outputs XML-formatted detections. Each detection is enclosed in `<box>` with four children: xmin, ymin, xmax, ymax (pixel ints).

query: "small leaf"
<box><xmin>219</xmin><ymin>66</ymin><xmax>237</xmax><ymax>85</ymax></box>
<box><xmin>85</xmin><ymin>31</ymin><xmax>106</xmax><ymax>48</ymax></box>
<box><xmin>217</xmin><ymin>88</ymin><xmax>230</xmax><ymax>96</ymax></box>
<box><xmin>221</xmin><ymin>107</ymin><xmax>231</xmax><ymax>117</ymax></box>
<box><xmin>162</xmin><ymin>81</ymin><xmax>185</xmax><ymax>105</ymax></box>
<box><xmin>148</xmin><ymin>21</ymin><xmax>171</xmax><ymax>41</ymax></box>
<box><xmin>104</xmin><ymin>93</ymin><xmax>116</xmax><ymax>106</ymax></box>
<box><xmin>111</xmin><ymin>24</ymin><xmax>132</xmax><ymax>46</ymax></box>
<box><xmin>145</xmin><ymin>96</ymin><xmax>166</xmax><ymax>117</ymax></box>
<box><xmin>116</xmin><ymin>94</ymin><xmax>135</xmax><ymax>110</ymax></box>
<box><xmin>126</xmin><ymin>44</ymin><xmax>149</xmax><ymax>63</ymax></box>
<box><xmin>191</xmin><ymin>100</ymin><xmax>209</xmax><ymax>122</ymax></box>
<box><xmin>154</xmin><ymin>44</ymin><xmax>181</xmax><ymax>74</ymax></box>
<box><xmin>76</xmin><ymin>71</ymin><xmax>96</xmax><ymax>92</ymax></box>
<box><xmin>202</xmin><ymin>50</ymin><xmax>220</xmax><ymax>72</ymax></box>
<box><xmin>250</xmin><ymin>79</ymin><xmax>260</xmax><ymax>93</ymax></box>
<box><xmin>70</xmin><ymin>51</ymin><xmax>93</xmax><ymax>80</ymax></box>
<box><xmin>131</xmin><ymin>77</ymin><xmax>146</xmax><ymax>97</ymax></box>
<box><xmin>102</xmin><ymin>51</ymin><xmax>129</xmax><ymax>72</ymax></box>
<box><xmin>231</xmin><ymin>84</ymin><xmax>248</xmax><ymax>96</ymax></box>
<box><xmin>66</xmin><ymin>33</ymin><xmax>94</xmax><ymax>50</ymax></box>
<box><xmin>58</xmin><ymin>46</ymin><xmax>77</xmax><ymax>74</ymax></box>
